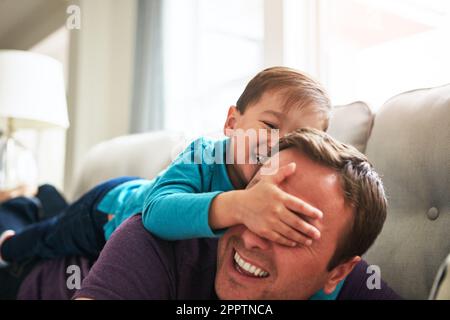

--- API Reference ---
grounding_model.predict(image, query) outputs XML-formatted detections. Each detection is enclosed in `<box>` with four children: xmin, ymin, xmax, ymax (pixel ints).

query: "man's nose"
<box><xmin>241</xmin><ymin>228</ymin><xmax>271</xmax><ymax>251</ymax></box>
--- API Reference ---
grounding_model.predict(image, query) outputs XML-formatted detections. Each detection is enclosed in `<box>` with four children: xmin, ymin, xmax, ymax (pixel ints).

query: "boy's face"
<box><xmin>224</xmin><ymin>90</ymin><xmax>327</xmax><ymax>187</ymax></box>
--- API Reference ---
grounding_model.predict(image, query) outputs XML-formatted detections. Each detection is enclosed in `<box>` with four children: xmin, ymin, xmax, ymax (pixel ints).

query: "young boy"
<box><xmin>0</xmin><ymin>67</ymin><xmax>331</xmax><ymax>266</ymax></box>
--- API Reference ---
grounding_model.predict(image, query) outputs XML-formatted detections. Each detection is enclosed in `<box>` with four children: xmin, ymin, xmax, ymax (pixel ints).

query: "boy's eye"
<box><xmin>262</xmin><ymin>121</ymin><xmax>278</xmax><ymax>130</ymax></box>
<box><xmin>255</xmin><ymin>154</ymin><xmax>269</xmax><ymax>166</ymax></box>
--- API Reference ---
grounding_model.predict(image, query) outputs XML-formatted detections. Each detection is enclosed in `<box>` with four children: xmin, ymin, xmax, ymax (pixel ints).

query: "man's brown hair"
<box><xmin>236</xmin><ymin>67</ymin><xmax>332</xmax><ymax>130</ymax></box>
<box><xmin>277</xmin><ymin>128</ymin><xmax>387</xmax><ymax>271</ymax></box>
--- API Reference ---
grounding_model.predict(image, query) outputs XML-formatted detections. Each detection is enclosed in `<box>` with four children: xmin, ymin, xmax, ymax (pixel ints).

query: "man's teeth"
<box><xmin>234</xmin><ymin>252</ymin><xmax>269</xmax><ymax>277</ymax></box>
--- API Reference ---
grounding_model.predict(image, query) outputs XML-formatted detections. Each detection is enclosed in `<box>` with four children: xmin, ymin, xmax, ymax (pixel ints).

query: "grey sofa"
<box><xmin>69</xmin><ymin>84</ymin><xmax>450</xmax><ymax>299</ymax></box>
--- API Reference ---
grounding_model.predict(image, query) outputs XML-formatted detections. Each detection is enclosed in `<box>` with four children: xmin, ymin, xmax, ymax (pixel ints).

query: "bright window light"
<box><xmin>163</xmin><ymin>0</ymin><xmax>265</xmax><ymax>135</ymax></box>
<box><xmin>319</xmin><ymin>0</ymin><xmax>450</xmax><ymax>109</ymax></box>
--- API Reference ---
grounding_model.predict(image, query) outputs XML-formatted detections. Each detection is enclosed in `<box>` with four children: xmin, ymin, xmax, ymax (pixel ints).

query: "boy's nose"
<box><xmin>241</xmin><ymin>227</ymin><xmax>271</xmax><ymax>251</ymax></box>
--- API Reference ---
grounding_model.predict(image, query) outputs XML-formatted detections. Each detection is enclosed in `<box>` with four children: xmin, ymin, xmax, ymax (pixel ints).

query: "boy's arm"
<box><xmin>142</xmin><ymin>139</ymin><xmax>232</xmax><ymax>240</ymax></box>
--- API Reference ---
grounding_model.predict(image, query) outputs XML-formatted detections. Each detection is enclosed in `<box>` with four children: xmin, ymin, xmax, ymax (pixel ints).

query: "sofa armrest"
<box><xmin>429</xmin><ymin>254</ymin><xmax>450</xmax><ymax>300</ymax></box>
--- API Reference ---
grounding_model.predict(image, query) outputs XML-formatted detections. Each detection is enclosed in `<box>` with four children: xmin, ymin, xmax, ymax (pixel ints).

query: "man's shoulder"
<box><xmin>116</xmin><ymin>214</ymin><xmax>218</xmax><ymax>265</ymax></box>
<box><xmin>110</xmin><ymin>215</ymin><xmax>218</xmax><ymax>299</ymax></box>
<box><xmin>338</xmin><ymin>260</ymin><xmax>402</xmax><ymax>300</ymax></box>
<box><xmin>72</xmin><ymin>215</ymin><xmax>218</xmax><ymax>299</ymax></box>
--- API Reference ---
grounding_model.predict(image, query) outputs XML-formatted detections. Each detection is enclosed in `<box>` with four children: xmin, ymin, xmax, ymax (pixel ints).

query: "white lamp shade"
<box><xmin>0</xmin><ymin>50</ymin><xmax>69</xmax><ymax>129</ymax></box>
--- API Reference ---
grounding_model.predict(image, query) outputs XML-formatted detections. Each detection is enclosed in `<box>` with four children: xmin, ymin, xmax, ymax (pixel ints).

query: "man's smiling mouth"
<box><xmin>233</xmin><ymin>251</ymin><xmax>269</xmax><ymax>278</ymax></box>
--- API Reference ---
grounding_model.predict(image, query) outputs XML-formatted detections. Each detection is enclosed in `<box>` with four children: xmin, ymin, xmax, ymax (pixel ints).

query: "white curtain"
<box><xmin>130</xmin><ymin>0</ymin><xmax>165</xmax><ymax>133</ymax></box>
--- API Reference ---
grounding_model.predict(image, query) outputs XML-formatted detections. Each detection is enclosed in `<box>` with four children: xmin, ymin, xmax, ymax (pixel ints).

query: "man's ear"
<box><xmin>323</xmin><ymin>256</ymin><xmax>361</xmax><ymax>295</ymax></box>
<box><xmin>223</xmin><ymin>106</ymin><xmax>239</xmax><ymax>137</ymax></box>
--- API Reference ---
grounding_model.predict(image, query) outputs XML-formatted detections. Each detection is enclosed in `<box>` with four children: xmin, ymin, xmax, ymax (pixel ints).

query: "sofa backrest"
<box><xmin>68</xmin><ymin>131</ymin><xmax>185</xmax><ymax>201</ymax></box>
<box><xmin>364</xmin><ymin>84</ymin><xmax>450</xmax><ymax>299</ymax></box>
<box><xmin>327</xmin><ymin>101</ymin><xmax>374</xmax><ymax>153</ymax></box>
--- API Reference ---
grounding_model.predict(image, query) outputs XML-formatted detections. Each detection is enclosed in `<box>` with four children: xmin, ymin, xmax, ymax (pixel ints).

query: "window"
<box><xmin>163</xmin><ymin>0</ymin><xmax>265</xmax><ymax>135</ymax></box>
<box><xmin>162</xmin><ymin>0</ymin><xmax>449</xmax><ymax>132</ymax></box>
<box><xmin>318</xmin><ymin>0</ymin><xmax>450</xmax><ymax>109</ymax></box>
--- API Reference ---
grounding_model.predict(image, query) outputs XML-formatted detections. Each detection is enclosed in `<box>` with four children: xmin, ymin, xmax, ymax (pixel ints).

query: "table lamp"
<box><xmin>0</xmin><ymin>50</ymin><xmax>69</xmax><ymax>198</ymax></box>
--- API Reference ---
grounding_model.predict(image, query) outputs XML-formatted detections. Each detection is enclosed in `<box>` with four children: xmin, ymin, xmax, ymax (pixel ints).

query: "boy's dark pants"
<box><xmin>0</xmin><ymin>176</ymin><xmax>139</xmax><ymax>263</ymax></box>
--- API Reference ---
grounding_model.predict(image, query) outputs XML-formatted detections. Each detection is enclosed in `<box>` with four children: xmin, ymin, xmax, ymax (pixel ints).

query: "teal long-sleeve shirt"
<box><xmin>142</xmin><ymin>137</ymin><xmax>235</xmax><ymax>239</ymax></box>
<box><xmin>97</xmin><ymin>137</ymin><xmax>235</xmax><ymax>240</ymax></box>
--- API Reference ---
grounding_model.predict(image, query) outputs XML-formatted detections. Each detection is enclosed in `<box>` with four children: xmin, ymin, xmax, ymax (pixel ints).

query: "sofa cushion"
<box><xmin>364</xmin><ymin>84</ymin><xmax>450</xmax><ymax>299</ymax></box>
<box><xmin>327</xmin><ymin>101</ymin><xmax>374</xmax><ymax>153</ymax></box>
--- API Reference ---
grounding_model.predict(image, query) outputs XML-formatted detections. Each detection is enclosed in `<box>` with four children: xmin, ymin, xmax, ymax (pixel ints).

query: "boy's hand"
<box><xmin>234</xmin><ymin>162</ymin><xmax>323</xmax><ymax>247</ymax></box>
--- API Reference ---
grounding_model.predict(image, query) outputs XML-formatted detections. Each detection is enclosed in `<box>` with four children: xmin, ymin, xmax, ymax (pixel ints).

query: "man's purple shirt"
<box><xmin>18</xmin><ymin>215</ymin><xmax>401</xmax><ymax>300</ymax></box>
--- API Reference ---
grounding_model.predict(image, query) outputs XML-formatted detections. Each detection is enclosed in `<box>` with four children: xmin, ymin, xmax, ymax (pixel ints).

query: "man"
<box><xmin>15</xmin><ymin>129</ymin><xmax>399</xmax><ymax>299</ymax></box>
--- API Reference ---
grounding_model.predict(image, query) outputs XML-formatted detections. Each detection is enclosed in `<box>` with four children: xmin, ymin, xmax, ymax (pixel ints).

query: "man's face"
<box><xmin>223</xmin><ymin>90</ymin><xmax>326</xmax><ymax>187</ymax></box>
<box><xmin>215</xmin><ymin>149</ymin><xmax>356</xmax><ymax>300</ymax></box>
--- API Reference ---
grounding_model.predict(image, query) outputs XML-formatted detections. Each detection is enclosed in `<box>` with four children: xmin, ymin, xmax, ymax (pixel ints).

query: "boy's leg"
<box><xmin>0</xmin><ymin>184</ymin><xmax>68</xmax><ymax>235</ymax></box>
<box><xmin>1</xmin><ymin>176</ymin><xmax>140</xmax><ymax>262</ymax></box>
<box><xmin>0</xmin><ymin>197</ymin><xmax>42</xmax><ymax>235</ymax></box>
<box><xmin>35</xmin><ymin>184</ymin><xmax>68</xmax><ymax>219</ymax></box>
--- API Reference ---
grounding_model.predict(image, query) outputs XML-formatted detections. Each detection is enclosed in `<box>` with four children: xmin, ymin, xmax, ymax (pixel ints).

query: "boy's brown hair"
<box><xmin>236</xmin><ymin>67</ymin><xmax>332</xmax><ymax>130</ymax></box>
<box><xmin>277</xmin><ymin>128</ymin><xmax>387</xmax><ymax>271</ymax></box>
